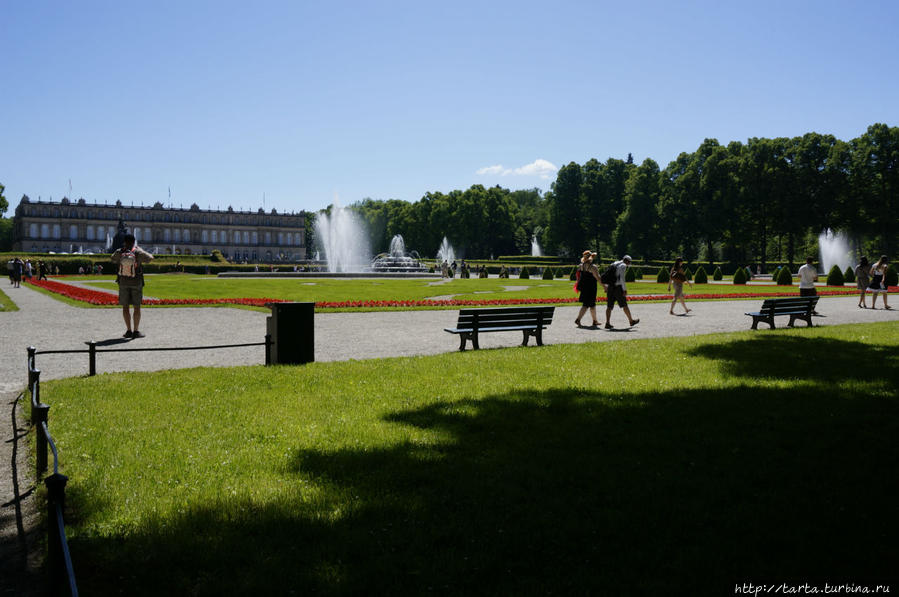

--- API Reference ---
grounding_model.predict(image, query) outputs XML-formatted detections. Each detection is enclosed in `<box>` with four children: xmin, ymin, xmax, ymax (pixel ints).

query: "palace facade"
<box><xmin>12</xmin><ymin>196</ymin><xmax>307</xmax><ymax>261</ymax></box>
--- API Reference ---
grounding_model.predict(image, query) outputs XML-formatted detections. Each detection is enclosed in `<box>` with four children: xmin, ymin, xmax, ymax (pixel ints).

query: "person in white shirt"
<box><xmin>604</xmin><ymin>255</ymin><xmax>640</xmax><ymax>329</ymax></box>
<box><xmin>797</xmin><ymin>256</ymin><xmax>820</xmax><ymax>315</ymax></box>
<box><xmin>797</xmin><ymin>257</ymin><xmax>818</xmax><ymax>298</ymax></box>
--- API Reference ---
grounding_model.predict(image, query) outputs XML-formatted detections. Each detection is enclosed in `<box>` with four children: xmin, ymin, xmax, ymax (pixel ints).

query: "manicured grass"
<box><xmin>83</xmin><ymin>274</ymin><xmax>852</xmax><ymax>305</ymax></box>
<box><xmin>39</xmin><ymin>322</ymin><xmax>899</xmax><ymax>595</ymax></box>
<box><xmin>0</xmin><ymin>285</ymin><xmax>19</xmax><ymax>311</ymax></box>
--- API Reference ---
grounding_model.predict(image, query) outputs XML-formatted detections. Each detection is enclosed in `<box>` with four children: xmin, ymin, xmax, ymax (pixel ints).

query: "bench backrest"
<box><xmin>454</xmin><ymin>306</ymin><xmax>555</xmax><ymax>330</ymax></box>
<box><xmin>758</xmin><ymin>296</ymin><xmax>819</xmax><ymax>314</ymax></box>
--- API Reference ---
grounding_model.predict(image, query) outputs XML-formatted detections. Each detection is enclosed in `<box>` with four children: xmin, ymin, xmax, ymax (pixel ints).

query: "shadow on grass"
<box><xmin>69</xmin><ymin>340</ymin><xmax>899</xmax><ymax>596</ymax></box>
<box><xmin>685</xmin><ymin>334</ymin><xmax>899</xmax><ymax>386</ymax></box>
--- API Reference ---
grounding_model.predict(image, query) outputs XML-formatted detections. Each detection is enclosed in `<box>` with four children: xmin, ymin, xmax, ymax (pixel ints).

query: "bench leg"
<box><xmin>766</xmin><ymin>317</ymin><xmax>775</xmax><ymax>329</ymax></box>
<box><xmin>535</xmin><ymin>327</ymin><xmax>543</xmax><ymax>346</ymax></box>
<box><xmin>751</xmin><ymin>317</ymin><xmax>759</xmax><ymax>330</ymax></box>
<box><xmin>472</xmin><ymin>332</ymin><xmax>479</xmax><ymax>350</ymax></box>
<box><xmin>521</xmin><ymin>330</ymin><xmax>530</xmax><ymax>346</ymax></box>
<box><xmin>459</xmin><ymin>333</ymin><xmax>468</xmax><ymax>351</ymax></box>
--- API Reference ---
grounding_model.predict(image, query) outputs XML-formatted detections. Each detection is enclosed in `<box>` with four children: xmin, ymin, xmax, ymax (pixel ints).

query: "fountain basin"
<box><xmin>218</xmin><ymin>271</ymin><xmax>441</xmax><ymax>279</ymax></box>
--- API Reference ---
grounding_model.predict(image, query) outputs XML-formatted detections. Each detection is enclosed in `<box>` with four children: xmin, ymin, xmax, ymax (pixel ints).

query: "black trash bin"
<box><xmin>266</xmin><ymin>302</ymin><xmax>314</xmax><ymax>364</ymax></box>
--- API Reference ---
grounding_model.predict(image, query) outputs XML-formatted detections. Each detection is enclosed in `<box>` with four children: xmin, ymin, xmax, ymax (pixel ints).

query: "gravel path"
<box><xmin>1</xmin><ymin>281</ymin><xmax>897</xmax><ymax>592</ymax></box>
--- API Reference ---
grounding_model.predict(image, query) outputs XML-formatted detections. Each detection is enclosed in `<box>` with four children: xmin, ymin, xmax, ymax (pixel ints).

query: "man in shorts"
<box><xmin>604</xmin><ymin>255</ymin><xmax>640</xmax><ymax>329</ymax></box>
<box><xmin>797</xmin><ymin>256</ymin><xmax>820</xmax><ymax>314</ymax></box>
<box><xmin>111</xmin><ymin>234</ymin><xmax>154</xmax><ymax>338</ymax></box>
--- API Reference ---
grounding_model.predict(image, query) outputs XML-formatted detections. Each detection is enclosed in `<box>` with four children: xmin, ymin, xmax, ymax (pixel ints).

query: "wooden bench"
<box><xmin>745</xmin><ymin>296</ymin><xmax>819</xmax><ymax>329</ymax></box>
<box><xmin>445</xmin><ymin>306</ymin><xmax>555</xmax><ymax>350</ymax></box>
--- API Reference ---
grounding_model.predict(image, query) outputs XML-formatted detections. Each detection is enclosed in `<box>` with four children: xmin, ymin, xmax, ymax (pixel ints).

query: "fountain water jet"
<box><xmin>531</xmin><ymin>235</ymin><xmax>542</xmax><ymax>257</ymax></box>
<box><xmin>436</xmin><ymin>237</ymin><xmax>455</xmax><ymax>266</ymax></box>
<box><xmin>818</xmin><ymin>229</ymin><xmax>852</xmax><ymax>276</ymax></box>
<box><xmin>314</xmin><ymin>203</ymin><xmax>371</xmax><ymax>272</ymax></box>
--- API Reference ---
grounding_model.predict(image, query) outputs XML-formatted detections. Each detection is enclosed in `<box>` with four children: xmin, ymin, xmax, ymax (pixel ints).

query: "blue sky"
<box><xmin>2</xmin><ymin>0</ymin><xmax>897</xmax><ymax>215</ymax></box>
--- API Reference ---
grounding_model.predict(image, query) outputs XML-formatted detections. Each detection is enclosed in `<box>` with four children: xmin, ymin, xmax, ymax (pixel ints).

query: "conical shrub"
<box><xmin>569</xmin><ymin>266</ymin><xmax>578</xmax><ymax>281</ymax></box>
<box><xmin>693</xmin><ymin>266</ymin><xmax>708</xmax><ymax>284</ymax></box>
<box><xmin>520</xmin><ymin>267</ymin><xmax>530</xmax><ymax>279</ymax></box>
<box><xmin>542</xmin><ymin>267</ymin><xmax>554</xmax><ymax>280</ymax></box>
<box><xmin>733</xmin><ymin>267</ymin><xmax>747</xmax><ymax>285</ymax></box>
<box><xmin>776</xmin><ymin>266</ymin><xmax>793</xmax><ymax>285</ymax></box>
<box><xmin>555</xmin><ymin>267</ymin><xmax>565</xmax><ymax>278</ymax></box>
<box><xmin>844</xmin><ymin>266</ymin><xmax>855</xmax><ymax>284</ymax></box>
<box><xmin>886</xmin><ymin>264</ymin><xmax>898</xmax><ymax>287</ymax></box>
<box><xmin>625</xmin><ymin>267</ymin><xmax>635</xmax><ymax>282</ymax></box>
<box><xmin>713</xmin><ymin>266</ymin><xmax>723</xmax><ymax>281</ymax></box>
<box><xmin>683</xmin><ymin>266</ymin><xmax>693</xmax><ymax>281</ymax></box>
<box><xmin>633</xmin><ymin>267</ymin><xmax>643</xmax><ymax>279</ymax></box>
<box><xmin>656</xmin><ymin>266</ymin><xmax>669</xmax><ymax>283</ymax></box>
<box><xmin>826</xmin><ymin>265</ymin><xmax>845</xmax><ymax>286</ymax></box>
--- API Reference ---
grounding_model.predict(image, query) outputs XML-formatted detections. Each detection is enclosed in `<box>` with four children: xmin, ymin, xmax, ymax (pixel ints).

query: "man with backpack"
<box><xmin>602</xmin><ymin>255</ymin><xmax>640</xmax><ymax>329</ymax></box>
<box><xmin>111</xmin><ymin>233</ymin><xmax>154</xmax><ymax>338</ymax></box>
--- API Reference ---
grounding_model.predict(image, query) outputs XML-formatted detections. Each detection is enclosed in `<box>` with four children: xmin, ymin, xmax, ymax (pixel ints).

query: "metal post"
<box><xmin>30</xmin><ymin>369</ymin><xmax>41</xmax><ymax>425</ymax></box>
<box><xmin>27</xmin><ymin>346</ymin><xmax>37</xmax><ymax>388</ymax></box>
<box><xmin>34</xmin><ymin>403</ymin><xmax>50</xmax><ymax>477</ymax></box>
<box><xmin>264</xmin><ymin>333</ymin><xmax>272</xmax><ymax>366</ymax></box>
<box><xmin>88</xmin><ymin>341</ymin><xmax>96</xmax><ymax>376</ymax></box>
<box><xmin>44</xmin><ymin>473</ymin><xmax>69</xmax><ymax>592</ymax></box>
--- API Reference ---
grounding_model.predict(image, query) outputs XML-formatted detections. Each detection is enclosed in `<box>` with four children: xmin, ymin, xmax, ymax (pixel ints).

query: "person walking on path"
<box><xmin>855</xmin><ymin>257</ymin><xmax>870</xmax><ymax>308</ymax></box>
<box><xmin>11</xmin><ymin>257</ymin><xmax>23</xmax><ymax>288</ymax></box>
<box><xmin>667</xmin><ymin>257</ymin><xmax>692</xmax><ymax>315</ymax></box>
<box><xmin>868</xmin><ymin>255</ymin><xmax>892</xmax><ymax>310</ymax></box>
<box><xmin>798</xmin><ymin>256</ymin><xmax>820</xmax><ymax>314</ymax></box>
<box><xmin>110</xmin><ymin>233</ymin><xmax>154</xmax><ymax>338</ymax></box>
<box><xmin>574</xmin><ymin>250</ymin><xmax>602</xmax><ymax>327</ymax></box>
<box><xmin>604</xmin><ymin>255</ymin><xmax>640</xmax><ymax>329</ymax></box>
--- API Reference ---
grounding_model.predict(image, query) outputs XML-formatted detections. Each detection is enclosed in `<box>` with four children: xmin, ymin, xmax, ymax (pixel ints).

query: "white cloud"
<box><xmin>475</xmin><ymin>158</ymin><xmax>559</xmax><ymax>180</ymax></box>
<box><xmin>476</xmin><ymin>165</ymin><xmax>505</xmax><ymax>175</ymax></box>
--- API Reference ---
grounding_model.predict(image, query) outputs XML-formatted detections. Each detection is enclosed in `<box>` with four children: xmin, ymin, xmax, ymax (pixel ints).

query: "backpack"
<box><xmin>600</xmin><ymin>263</ymin><xmax>618</xmax><ymax>285</ymax></box>
<box><xmin>117</xmin><ymin>249</ymin><xmax>141</xmax><ymax>281</ymax></box>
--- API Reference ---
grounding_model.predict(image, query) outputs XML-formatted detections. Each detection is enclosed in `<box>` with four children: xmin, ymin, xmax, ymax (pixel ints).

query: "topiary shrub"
<box><xmin>886</xmin><ymin>264</ymin><xmax>898</xmax><ymax>287</ymax></box>
<box><xmin>656</xmin><ymin>267</ymin><xmax>669</xmax><ymax>283</ymax></box>
<box><xmin>625</xmin><ymin>267</ymin><xmax>635</xmax><ymax>282</ymax></box>
<box><xmin>733</xmin><ymin>267</ymin><xmax>748</xmax><ymax>285</ymax></box>
<box><xmin>826</xmin><ymin>265</ymin><xmax>845</xmax><ymax>286</ymax></box>
<box><xmin>713</xmin><ymin>266</ymin><xmax>723</xmax><ymax>281</ymax></box>
<box><xmin>844</xmin><ymin>266</ymin><xmax>855</xmax><ymax>284</ymax></box>
<box><xmin>683</xmin><ymin>266</ymin><xmax>692</xmax><ymax>281</ymax></box>
<box><xmin>542</xmin><ymin>267</ymin><xmax>554</xmax><ymax>280</ymax></box>
<box><xmin>693</xmin><ymin>266</ymin><xmax>708</xmax><ymax>284</ymax></box>
<box><xmin>776</xmin><ymin>266</ymin><xmax>793</xmax><ymax>285</ymax></box>
<box><xmin>520</xmin><ymin>267</ymin><xmax>530</xmax><ymax>279</ymax></box>
<box><xmin>633</xmin><ymin>267</ymin><xmax>643</xmax><ymax>279</ymax></box>
<box><xmin>211</xmin><ymin>250</ymin><xmax>225</xmax><ymax>263</ymax></box>
<box><xmin>569</xmin><ymin>266</ymin><xmax>578</xmax><ymax>281</ymax></box>
<box><xmin>428</xmin><ymin>265</ymin><xmax>435</xmax><ymax>273</ymax></box>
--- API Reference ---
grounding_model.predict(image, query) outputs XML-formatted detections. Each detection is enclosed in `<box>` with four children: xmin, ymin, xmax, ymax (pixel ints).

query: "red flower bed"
<box><xmin>28</xmin><ymin>278</ymin><xmax>880</xmax><ymax>309</ymax></box>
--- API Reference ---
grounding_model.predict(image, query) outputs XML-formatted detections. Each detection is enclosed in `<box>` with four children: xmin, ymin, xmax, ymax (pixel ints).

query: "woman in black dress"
<box><xmin>574</xmin><ymin>250</ymin><xmax>602</xmax><ymax>327</ymax></box>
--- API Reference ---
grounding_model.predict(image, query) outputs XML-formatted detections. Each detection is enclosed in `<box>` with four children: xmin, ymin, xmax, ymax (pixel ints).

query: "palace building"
<box><xmin>12</xmin><ymin>196</ymin><xmax>307</xmax><ymax>261</ymax></box>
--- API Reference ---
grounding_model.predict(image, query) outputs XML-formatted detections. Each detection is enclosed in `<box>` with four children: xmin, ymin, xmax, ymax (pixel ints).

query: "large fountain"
<box><xmin>818</xmin><ymin>228</ymin><xmax>852</xmax><ymax>275</ymax></box>
<box><xmin>531</xmin><ymin>234</ymin><xmax>543</xmax><ymax>257</ymax></box>
<box><xmin>370</xmin><ymin>235</ymin><xmax>428</xmax><ymax>272</ymax></box>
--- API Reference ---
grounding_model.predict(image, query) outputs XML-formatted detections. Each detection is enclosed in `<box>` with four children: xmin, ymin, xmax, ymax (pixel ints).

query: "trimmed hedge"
<box><xmin>542</xmin><ymin>267</ymin><xmax>554</xmax><ymax>280</ymax></box>
<box><xmin>625</xmin><ymin>267</ymin><xmax>635</xmax><ymax>282</ymax></box>
<box><xmin>886</xmin><ymin>264</ymin><xmax>899</xmax><ymax>287</ymax></box>
<box><xmin>713</xmin><ymin>267</ymin><xmax>723</xmax><ymax>281</ymax></box>
<box><xmin>656</xmin><ymin>267</ymin><xmax>669</xmax><ymax>283</ymax></box>
<box><xmin>733</xmin><ymin>267</ymin><xmax>748</xmax><ymax>285</ymax></box>
<box><xmin>776</xmin><ymin>266</ymin><xmax>793</xmax><ymax>285</ymax></box>
<box><xmin>844</xmin><ymin>266</ymin><xmax>855</xmax><ymax>284</ymax></box>
<box><xmin>693</xmin><ymin>266</ymin><xmax>708</xmax><ymax>284</ymax></box>
<box><xmin>519</xmin><ymin>267</ymin><xmax>530</xmax><ymax>279</ymax></box>
<box><xmin>826</xmin><ymin>265</ymin><xmax>845</xmax><ymax>286</ymax></box>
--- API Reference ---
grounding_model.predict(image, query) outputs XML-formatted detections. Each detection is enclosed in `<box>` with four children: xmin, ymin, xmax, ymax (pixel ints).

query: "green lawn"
<box><xmin>0</xmin><ymin>285</ymin><xmax>19</xmax><ymax>311</ymax></box>
<box><xmin>81</xmin><ymin>274</ymin><xmax>839</xmax><ymax>305</ymax></box>
<box><xmin>39</xmin><ymin>322</ymin><xmax>899</xmax><ymax>595</ymax></box>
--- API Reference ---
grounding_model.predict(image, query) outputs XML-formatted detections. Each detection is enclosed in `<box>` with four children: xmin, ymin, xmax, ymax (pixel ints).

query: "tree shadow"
<box><xmin>68</xmin><ymin>380</ymin><xmax>899</xmax><ymax>595</ymax></box>
<box><xmin>684</xmin><ymin>335</ymin><xmax>899</xmax><ymax>387</ymax></box>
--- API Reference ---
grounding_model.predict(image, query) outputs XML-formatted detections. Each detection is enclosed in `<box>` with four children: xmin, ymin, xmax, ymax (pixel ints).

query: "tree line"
<box><xmin>336</xmin><ymin>123</ymin><xmax>896</xmax><ymax>267</ymax></box>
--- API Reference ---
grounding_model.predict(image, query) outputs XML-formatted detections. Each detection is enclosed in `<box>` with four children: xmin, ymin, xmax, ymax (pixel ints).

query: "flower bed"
<box><xmin>28</xmin><ymin>278</ymin><xmax>875</xmax><ymax>309</ymax></box>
